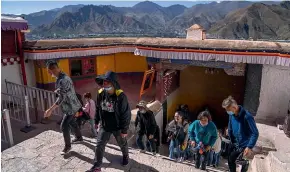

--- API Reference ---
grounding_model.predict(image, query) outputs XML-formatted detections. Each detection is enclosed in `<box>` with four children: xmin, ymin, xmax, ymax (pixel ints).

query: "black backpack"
<box><xmin>283</xmin><ymin>100</ymin><xmax>290</xmax><ymax>138</ymax></box>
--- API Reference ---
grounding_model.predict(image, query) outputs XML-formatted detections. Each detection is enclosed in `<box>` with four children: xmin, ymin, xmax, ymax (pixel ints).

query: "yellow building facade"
<box><xmin>34</xmin><ymin>52</ymin><xmax>148</xmax><ymax>89</ymax></box>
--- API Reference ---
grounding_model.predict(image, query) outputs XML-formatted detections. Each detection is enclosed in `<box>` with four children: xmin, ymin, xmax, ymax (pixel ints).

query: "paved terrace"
<box><xmin>1</xmin><ymin>130</ymin><xmax>228</xmax><ymax>172</ymax></box>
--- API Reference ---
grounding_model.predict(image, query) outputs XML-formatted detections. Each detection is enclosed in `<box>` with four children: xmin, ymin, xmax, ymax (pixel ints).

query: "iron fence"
<box><xmin>1</xmin><ymin>109</ymin><xmax>14</xmax><ymax>147</ymax></box>
<box><xmin>5</xmin><ymin>80</ymin><xmax>62</xmax><ymax>118</ymax></box>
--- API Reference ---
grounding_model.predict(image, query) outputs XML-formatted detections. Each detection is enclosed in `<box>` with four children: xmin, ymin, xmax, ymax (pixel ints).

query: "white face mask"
<box><xmin>200</xmin><ymin>121</ymin><xmax>208</xmax><ymax>127</ymax></box>
<box><xmin>140</xmin><ymin>110</ymin><xmax>146</xmax><ymax>114</ymax></box>
<box><xmin>104</xmin><ymin>86</ymin><xmax>113</xmax><ymax>91</ymax></box>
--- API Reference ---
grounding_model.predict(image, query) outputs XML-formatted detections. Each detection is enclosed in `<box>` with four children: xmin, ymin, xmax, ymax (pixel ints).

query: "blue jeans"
<box><xmin>89</xmin><ymin>119</ymin><xmax>98</xmax><ymax>137</ymax></box>
<box><xmin>213</xmin><ymin>152</ymin><xmax>220</xmax><ymax>166</ymax></box>
<box><xmin>169</xmin><ymin>139</ymin><xmax>183</xmax><ymax>159</ymax></box>
<box><xmin>207</xmin><ymin>150</ymin><xmax>214</xmax><ymax>166</ymax></box>
<box><xmin>136</xmin><ymin>134</ymin><xmax>156</xmax><ymax>152</ymax></box>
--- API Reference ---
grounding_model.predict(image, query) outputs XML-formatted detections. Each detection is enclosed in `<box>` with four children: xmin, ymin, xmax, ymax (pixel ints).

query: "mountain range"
<box><xmin>4</xmin><ymin>1</ymin><xmax>290</xmax><ymax>40</ymax></box>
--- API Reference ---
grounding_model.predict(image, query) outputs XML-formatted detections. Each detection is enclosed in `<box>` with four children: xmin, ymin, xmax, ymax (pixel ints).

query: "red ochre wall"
<box><xmin>34</xmin><ymin>52</ymin><xmax>154</xmax><ymax>108</ymax></box>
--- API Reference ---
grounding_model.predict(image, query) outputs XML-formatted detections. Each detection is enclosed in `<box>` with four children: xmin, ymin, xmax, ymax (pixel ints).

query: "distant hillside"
<box><xmin>5</xmin><ymin>0</ymin><xmax>287</xmax><ymax>40</ymax></box>
<box><xmin>209</xmin><ymin>1</ymin><xmax>290</xmax><ymax>40</ymax></box>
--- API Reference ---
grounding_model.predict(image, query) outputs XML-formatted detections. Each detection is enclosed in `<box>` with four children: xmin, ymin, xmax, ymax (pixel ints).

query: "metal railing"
<box><xmin>1</xmin><ymin>93</ymin><xmax>26</xmax><ymax>123</ymax></box>
<box><xmin>1</xmin><ymin>109</ymin><xmax>14</xmax><ymax>147</ymax></box>
<box><xmin>1</xmin><ymin>93</ymin><xmax>35</xmax><ymax>133</ymax></box>
<box><xmin>5</xmin><ymin>80</ymin><xmax>62</xmax><ymax>119</ymax></box>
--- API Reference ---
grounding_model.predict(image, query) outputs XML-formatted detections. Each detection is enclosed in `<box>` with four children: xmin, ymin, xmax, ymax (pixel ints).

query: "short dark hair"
<box><xmin>47</xmin><ymin>61</ymin><xmax>59</xmax><ymax>70</ymax></box>
<box><xmin>197</xmin><ymin>111</ymin><xmax>212</xmax><ymax>121</ymax></box>
<box><xmin>84</xmin><ymin>92</ymin><xmax>92</xmax><ymax>99</ymax></box>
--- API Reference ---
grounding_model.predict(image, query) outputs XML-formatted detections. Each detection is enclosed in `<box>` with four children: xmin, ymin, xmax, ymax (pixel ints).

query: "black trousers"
<box><xmin>60</xmin><ymin>114</ymin><xmax>82</xmax><ymax>148</ymax></box>
<box><xmin>228</xmin><ymin>148</ymin><xmax>249</xmax><ymax>172</ymax></box>
<box><xmin>94</xmin><ymin>127</ymin><xmax>129</xmax><ymax>167</ymax></box>
<box><xmin>195</xmin><ymin>150</ymin><xmax>209</xmax><ymax>170</ymax></box>
<box><xmin>137</xmin><ymin>133</ymin><xmax>157</xmax><ymax>152</ymax></box>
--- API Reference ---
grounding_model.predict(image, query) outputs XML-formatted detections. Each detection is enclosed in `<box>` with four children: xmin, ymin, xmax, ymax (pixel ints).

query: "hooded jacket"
<box><xmin>135</xmin><ymin>110</ymin><xmax>157</xmax><ymax>136</ymax></box>
<box><xmin>95</xmin><ymin>71</ymin><xmax>131</xmax><ymax>134</ymax></box>
<box><xmin>228</xmin><ymin>105</ymin><xmax>259</xmax><ymax>149</ymax></box>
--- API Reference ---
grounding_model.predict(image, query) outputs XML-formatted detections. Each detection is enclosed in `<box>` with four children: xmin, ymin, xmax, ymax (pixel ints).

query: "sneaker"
<box><xmin>60</xmin><ymin>146</ymin><xmax>71</xmax><ymax>155</ymax></box>
<box><xmin>139</xmin><ymin>149</ymin><xmax>146</xmax><ymax>153</ymax></box>
<box><xmin>72</xmin><ymin>137</ymin><xmax>83</xmax><ymax>143</ymax></box>
<box><xmin>169</xmin><ymin>157</ymin><xmax>177</xmax><ymax>161</ymax></box>
<box><xmin>152</xmin><ymin>152</ymin><xmax>156</xmax><ymax>156</ymax></box>
<box><xmin>122</xmin><ymin>155</ymin><xmax>129</xmax><ymax>166</ymax></box>
<box><xmin>86</xmin><ymin>166</ymin><xmax>101</xmax><ymax>172</ymax></box>
<box><xmin>178</xmin><ymin>157</ymin><xmax>184</xmax><ymax>163</ymax></box>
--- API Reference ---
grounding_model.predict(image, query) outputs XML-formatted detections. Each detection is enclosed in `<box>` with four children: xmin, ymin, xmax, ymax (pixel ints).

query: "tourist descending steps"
<box><xmin>222</xmin><ymin>96</ymin><xmax>259</xmax><ymax>172</ymax></box>
<box><xmin>135</xmin><ymin>100</ymin><xmax>160</xmax><ymax>155</ymax></box>
<box><xmin>166</xmin><ymin>111</ymin><xmax>189</xmax><ymax>162</ymax></box>
<box><xmin>188</xmin><ymin>111</ymin><xmax>217</xmax><ymax>171</ymax></box>
<box><xmin>44</xmin><ymin>61</ymin><xmax>83</xmax><ymax>155</ymax></box>
<box><xmin>87</xmin><ymin>71</ymin><xmax>131</xmax><ymax>172</ymax></box>
<box><xmin>82</xmin><ymin>92</ymin><xmax>98</xmax><ymax>138</ymax></box>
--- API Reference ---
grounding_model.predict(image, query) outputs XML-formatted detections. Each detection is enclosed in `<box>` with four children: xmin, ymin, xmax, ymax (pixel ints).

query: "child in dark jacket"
<box><xmin>135</xmin><ymin>100</ymin><xmax>159</xmax><ymax>155</ymax></box>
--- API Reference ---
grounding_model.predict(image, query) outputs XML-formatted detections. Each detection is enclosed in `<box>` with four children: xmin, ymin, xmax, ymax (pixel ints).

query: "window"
<box><xmin>70</xmin><ymin>58</ymin><xmax>95</xmax><ymax>77</ymax></box>
<box><xmin>1</xmin><ymin>30</ymin><xmax>18</xmax><ymax>56</ymax></box>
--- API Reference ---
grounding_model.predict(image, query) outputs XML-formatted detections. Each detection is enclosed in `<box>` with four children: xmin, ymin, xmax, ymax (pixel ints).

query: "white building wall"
<box><xmin>1</xmin><ymin>63</ymin><xmax>23</xmax><ymax>93</ymax></box>
<box><xmin>256</xmin><ymin>65</ymin><xmax>290</xmax><ymax>123</ymax></box>
<box><xmin>1</xmin><ymin>61</ymin><xmax>36</xmax><ymax>93</ymax></box>
<box><xmin>186</xmin><ymin>30</ymin><xmax>203</xmax><ymax>40</ymax></box>
<box><xmin>25</xmin><ymin>60</ymin><xmax>36</xmax><ymax>87</ymax></box>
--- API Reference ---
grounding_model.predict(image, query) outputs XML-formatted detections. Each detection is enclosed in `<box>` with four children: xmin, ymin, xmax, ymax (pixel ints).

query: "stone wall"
<box><xmin>243</xmin><ymin>64</ymin><xmax>263</xmax><ymax>116</ymax></box>
<box><xmin>256</xmin><ymin>65</ymin><xmax>290</xmax><ymax>124</ymax></box>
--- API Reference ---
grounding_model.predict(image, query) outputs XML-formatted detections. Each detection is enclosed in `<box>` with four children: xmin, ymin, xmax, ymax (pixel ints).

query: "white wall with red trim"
<box><xmin>1</xmin><ymin>58</ymin><xmax>36</xmax><ymax>93</ymax></box>
<box><xmin>25</xmin><ymin>60</ymin><xmax>36</xmax><ymax>87</ymax></box>
<box><xmin>1</xmin><ymin>61</ymin><xmax>22</xmax><ymax>93</ymax></box>
<box><xmin>256</xmin><ymin>65</ymin><xmax>290</xmax><ymax>123</ymax></box>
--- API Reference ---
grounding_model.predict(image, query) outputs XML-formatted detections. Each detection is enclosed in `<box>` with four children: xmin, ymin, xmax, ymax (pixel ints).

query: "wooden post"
<box><xmin>33</xmin><ymin>98</ymin><xmax>38</xmax><ymax>123</ymax></box>
<box><xmin>155</xmin><ymin>63</ymin><xmax>165</xmax><ymax>102</ymax></box>
<box><xmin>16</xmin><ymin>30</ymin><xmax>27</xmax><ymax>85</ymax></box>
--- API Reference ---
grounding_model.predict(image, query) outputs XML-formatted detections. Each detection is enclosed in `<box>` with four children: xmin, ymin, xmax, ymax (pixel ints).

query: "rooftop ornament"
<box><xmin>1</xmin><ymin>16</ymin><xmax>28</xmax><ymax>31</ymax></box>
<box><xmin>134</xmin><ymin>48</ymin><xmax>141</xmax><ymax>56</ymax></box>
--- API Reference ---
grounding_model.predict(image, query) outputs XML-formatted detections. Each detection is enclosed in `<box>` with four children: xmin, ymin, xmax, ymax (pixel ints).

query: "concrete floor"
<box><xmin>2</xmin><ymin>130</ymin><xmax>229</xmax><ymax>172</ymax></box>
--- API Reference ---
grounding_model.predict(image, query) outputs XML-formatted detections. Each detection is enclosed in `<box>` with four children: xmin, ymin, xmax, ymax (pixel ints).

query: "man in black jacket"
<box><xmin>87</xmin><ymin>71</ymin><xmax>131</xmax><ymax>172</ymax></box>
<box><xmin>135</xmin><ymin>100</ymin><xmax>159</xmax><ymax>155</ymax></box>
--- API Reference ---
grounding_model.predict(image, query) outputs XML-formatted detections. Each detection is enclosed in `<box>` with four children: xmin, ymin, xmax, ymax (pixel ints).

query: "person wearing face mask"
<box><xmin>222</xmin><ymin>96</ymin><xmax>259</xmax><ymax>172</ymax></box>
<box><xmin>166</xmin><ymin>111</ymin><xmax>189</xmax><ymax>161</ymax></box>
<box><xmin>135</xmin><ymin>100</ymin><xmax>159</xmax><ymax>155</ymax></box>
<box><xmin>87</xmin><ymin>71</ymin><xmax>131</xmax><ymax>172</ymax></box>
<box><xmin>188</xmin><ymin>111</ymin><xmax>217</xmax><ymax>170</ymax></box>
<box><xmin>44</xmin><ymin>61</ymin><xmax>83</xmax><ymax>155</ymax></box>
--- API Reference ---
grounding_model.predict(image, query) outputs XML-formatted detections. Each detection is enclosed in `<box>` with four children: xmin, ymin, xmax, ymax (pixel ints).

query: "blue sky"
<box><xmin>1</xmin><ymin>1</ymin><xmax>211</xmax><ymax>15</ymax></box>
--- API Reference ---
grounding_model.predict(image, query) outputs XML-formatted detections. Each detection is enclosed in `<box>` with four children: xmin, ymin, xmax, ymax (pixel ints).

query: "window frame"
<box><xmin>69</xmin><ymin>57</ymin><xmax>96</xmax><ymax>78</ymax></box>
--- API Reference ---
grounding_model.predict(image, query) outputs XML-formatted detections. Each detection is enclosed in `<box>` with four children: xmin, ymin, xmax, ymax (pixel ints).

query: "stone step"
<box><xmin>266</xmin><ymin>151</ymin><xmax>290</xmax><ymax>172</ymax></box>
<box><xmin>2</xmin><ymin>130</ymin><xmax>208</xmax><ymax>172</ymax></box>
<box><xmin>250</xmin><ymin>154</ymin><xmax>270</xmax><ymax>172</ymax></box>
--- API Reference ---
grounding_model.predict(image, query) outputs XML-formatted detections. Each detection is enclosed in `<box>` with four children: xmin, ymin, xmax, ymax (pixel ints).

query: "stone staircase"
<box><xmin>250</xmin><ymin>152</ymin><xmax>290</xmax><ymax>172</ymax></box>
<box><xmin>250</xmin><ymin>124</ymin><xmax>290</xmax><ymax>172</ymax></box>
<box><xmin>1</xmin><ymin>130</ymin><xmax>227</xmax><ymax>172</ymax></box>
